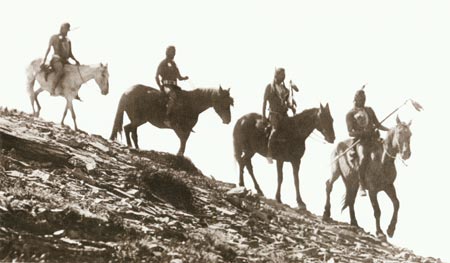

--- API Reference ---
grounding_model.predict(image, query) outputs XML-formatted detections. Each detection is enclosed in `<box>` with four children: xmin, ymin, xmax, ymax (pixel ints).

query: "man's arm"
<box><xmin>41</xmin><ymin>36</ymin><xmax>55</xmax><ymax>66</ymax></box>
<box><xmin>262</xmin><ymin>85</ymin><xmax>270</xmax><ymax>120</ymax></box>
<box><xmin>368</xmin><ymin>107</ymin><xmax>389</xmax><ymax>131</ymax></box>
<box><xmin>346</xmin><ymin>111</ymin><xmax>362</xmax><ymax>137</ymax></box>
<box><xmin>68</xmin><ymin>41</ymin><xmax>80</xmax><ymax>65</ymax></box>
<box><xmin>155</xmin><ymin>62</ymin><xmax>163</xmax><ymax>92</ymax></box>
<box><xmin>174</xmin><ymin>62</ymin><xmax>188</xmax><ymax>81</ymax></box>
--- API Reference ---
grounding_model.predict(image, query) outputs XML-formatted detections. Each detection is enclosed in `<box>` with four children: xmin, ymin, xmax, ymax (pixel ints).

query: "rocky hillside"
<box><xmin>0</xmin><ymin>108</ymin><xmax>442</xmax><ymax>263</ymax></box>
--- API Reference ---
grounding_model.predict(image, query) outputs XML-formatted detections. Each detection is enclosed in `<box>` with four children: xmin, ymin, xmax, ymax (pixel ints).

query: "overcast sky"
<box><xmin>1</xmin><ymin>0</ymin><xmax>449</xmax><ymax>261</ymax></box>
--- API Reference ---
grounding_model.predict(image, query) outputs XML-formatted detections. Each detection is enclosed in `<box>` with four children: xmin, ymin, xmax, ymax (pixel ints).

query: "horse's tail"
<box><xmin>232</xmin><ymin>117</ymin><xmax>245</xmax><ymax>162</ymax></box>
<box><xmin>110</xmin><ymin>94</ymin><xmax>127</xmax><ymax>141</ymax></box>
<box><xmin>26</xmin><ymin>59</ymin><xmax>41</xmax><ymax>95</ymax></box>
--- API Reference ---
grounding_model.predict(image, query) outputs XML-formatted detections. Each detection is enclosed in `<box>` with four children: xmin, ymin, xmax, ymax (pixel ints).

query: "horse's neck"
<box><xmin>189</xmin><ymin>89</ymin><xmax>217</xmax><ymax>114</ymax></box>
<box><xmin>383</xmin><ymin>128</ymin><xmax>397</xmax><ymax>163</ymax></box>
<box><xmin>76</xmin><ymin>65</ymin><xmax>97</xmax><ymax>84</ymax></box>
<box><xmin>292</xmin><ymin>108</ymin><xmax>318</xmax><ymax>138</ymax></box>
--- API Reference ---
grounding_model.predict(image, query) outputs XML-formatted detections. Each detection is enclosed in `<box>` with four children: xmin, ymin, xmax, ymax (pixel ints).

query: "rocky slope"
<box><xmin>0</xmin><ymin>108</ymin><xmax>442</xmax><ymax>263</ymax></box>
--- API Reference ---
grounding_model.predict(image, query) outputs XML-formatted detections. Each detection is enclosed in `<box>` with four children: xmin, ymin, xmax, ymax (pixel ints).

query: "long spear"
<box><xmin>330</xmin><ymin>99</ymin><xmax>423</xmax><ymax>165</ymax></box>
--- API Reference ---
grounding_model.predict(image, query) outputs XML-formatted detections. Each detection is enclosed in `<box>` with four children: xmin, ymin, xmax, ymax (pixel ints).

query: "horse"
<box><xmin>110</xmin><ymin>85</ymin><xmax>234</xmax><ymax>156</ymax></box>
<box><xmin>233</xmin><ymin>103</ymin><xmax>335</xmax><ymax>209</ymax></box>
<box><xmin>26</xmin><ymin>58</ymin><xmax>110</xmax><ymax>130</ymax></box>
<box><xmin>322</xmin><ymin>116</ymin><xmax>412</xmax><ymax>238</ymax></box>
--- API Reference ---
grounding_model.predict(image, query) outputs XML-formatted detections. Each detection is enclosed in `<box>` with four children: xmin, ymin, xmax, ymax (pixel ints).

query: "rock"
<box><xmin>170</xmin><ymin>259</ymin><xmax>183</xmax><ymax>263</ymax></box>
<box><xmin>30</xmin><ymin>170</ymin><xmax>50</xmax><ymax>181</ymax></box>
<box><xmin>226</xmin><ymin>186</ymin><xmax>248</xmax><ymax>197</ymax></box>
<box><xmin>53</xmin><ymin>229</ymin><xmax>65</xmax><ymax>236</ymax></box>
<box><xmin>395</xmin><ymin>251</ymin><xmax>410</xmax><ymax>259</ymax></box>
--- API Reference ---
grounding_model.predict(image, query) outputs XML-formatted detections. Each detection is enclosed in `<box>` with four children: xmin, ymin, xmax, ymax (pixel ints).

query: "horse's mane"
<box><xmin>189</xmin><ymin>88</ymin><xmax>220</xmax><ymax>97</ymax></box>
<box><xmin>291</xmin><ymin>108</ymin><xmax>319</xmax><ymax>124</ymax></box>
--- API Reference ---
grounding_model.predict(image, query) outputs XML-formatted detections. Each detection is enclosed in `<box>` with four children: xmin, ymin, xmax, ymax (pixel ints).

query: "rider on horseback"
<box><xmin>262</xmin><ymin>68</ymin><xmax>296</xmax><ymax>163</ymax></box>
<box><xmin>155</xmin><ymin>46</ymin><xmax>189</xmax><ymax>127</ymax></box>
<box><xmin>346</xmin><ymin>88</ymin><xmax>388</xmax><ymax>196</ymax></box>
<box><xmin>40</xmin><ymin>22</ymin><xmax>80</xmax><ymax>95</ymax></box>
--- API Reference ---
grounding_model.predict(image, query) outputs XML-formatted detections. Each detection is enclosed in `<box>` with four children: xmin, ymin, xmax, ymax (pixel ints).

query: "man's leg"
<box><xmin>357</xmin><ymin>143</ymin><xmax>369</xmax><ymax>196</ymax></box>
<box><xmin>51</xmin><ymin>61</ymin><xmax>64</xmax><ymax>95</ymax></box>
<box><xmin>164</xmin><ymin>87</ymin><xmax>177</xmax><ymax>127</ymax></box>
<box><xmin>266</xmin><ymin>114</ymin><xmax>281</xmax><ymax>164</ymax></box>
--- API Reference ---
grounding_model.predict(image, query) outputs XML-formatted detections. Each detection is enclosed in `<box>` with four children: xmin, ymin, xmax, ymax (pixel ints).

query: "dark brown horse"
<box><xmin>110</xmin><ymin>85</ymin><xmax>234</xmax><ymax>156</ymax></box>
<box><xmin>233</xmin><ymin>104</ymin><xmax>335</xmax><ymax>209</ymax></box>
<box><xmin>323</xmin><ymin>116</ymin><xmax>412</xmax><ymax>238</ymax></box>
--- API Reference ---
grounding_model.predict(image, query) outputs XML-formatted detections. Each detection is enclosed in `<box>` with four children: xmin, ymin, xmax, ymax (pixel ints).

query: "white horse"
<box><xmin>26</xmin><ymin>58</ymin><xmax>109</xmax><ymax>130</ymax></box>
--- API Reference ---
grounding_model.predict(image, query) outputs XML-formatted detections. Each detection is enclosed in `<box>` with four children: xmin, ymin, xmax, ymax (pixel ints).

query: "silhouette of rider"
<box><xmin>155</xmin><ymin>46</ymin><xmax>189</xmax><ymax>127</ymax></box>
<box><xmin>41</xmin><ymin>22</ymin><xmax>80</xmax><ymax>95</ymax></box>
<box><xmin>346</xmin><ymin>89</ymin><xmax>388</xmax><ymax>196</ymax></box>
<box><xmin>262</xmin><ymin>68</ymin><xmax>296</xmax><ymax>163</ymax></box>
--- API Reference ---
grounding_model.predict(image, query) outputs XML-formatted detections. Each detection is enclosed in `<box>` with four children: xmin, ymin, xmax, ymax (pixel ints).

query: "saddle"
<box><xmin>255</xmin><ymin>119</ymin><xmax>288</xmax><ymax>142</ymax></box>
<box><xmin>40</xmin><ymin>64</ymin><xmax>54</xmax><ymax>81</ymax></box>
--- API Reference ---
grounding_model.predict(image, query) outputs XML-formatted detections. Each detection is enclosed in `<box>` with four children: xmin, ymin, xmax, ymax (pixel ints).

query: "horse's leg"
<box><xmin>27</xmin><ymin>76</ymin><xmax>36</xmax><ymax>116</ymax></box>
<box><xmin>175</xmin><ymin>129</ymin><xmax>190</xmax><ymax>156</ymax></box>
<box><xmin>131</xmin><ymin>125</ymin><xmax>139</xmax><ymax>149</ymax></box>
<box><xmin>124</xmin><ymin>124</ymin><xmax>133</xmax><ymax>147</ymax></box>
<box><xmin>61</xmin><ymin>101</ymin><xmax>69</xmax><ymax>127</ymax></box>
<box><xmin>291</xmin><ymin>159</ymin><xmax>306</xmax><ymax>209</ymax></box>
<box><xmin>275</xmin><ymin>160</ymin><xmax>284</xmax><ymax>203</ymax></box>
<box><xmin>29</xmin><ymin>89</ymin><xmax>36</xmax><ymax>116</ymax></box>
<box><xmin>323</xmin><ymin>161</ymin><xmax>342</xmax><ymax>220</ymax></box>
<box><xmin>385</xmin><ymin>184</ymin><xmax>400</xmax><ymax>238</ymax></box>
<box><xmin>244</xmin><ymin>154</ymin><xmax>263</xmax><ymax>195</ymax></box>
<box><xmin>34</xmin><ymin>88</ymin><xmax>43</xmax><ymax>117</ymax></box>
<box><xmin>67</xmin><ymin>100</ymin><xmax>78</xmax><ymax>131</ymax></box>
<box><xmin>368</xmin><ymin>190</ymin><xmax>385</xmax><ymax>238</ymax></box>
<box><xmin>347</xmin><ymin>179</ymin><xmax>360</xmax><ymax>227</ymax></box>
<box><xmin>237</xmin><ymin>154</ymin><xmax>245</xmax><ymax>187</ymax></box>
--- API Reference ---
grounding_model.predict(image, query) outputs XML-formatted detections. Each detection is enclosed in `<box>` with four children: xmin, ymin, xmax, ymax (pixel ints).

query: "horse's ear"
<box><xmin>407</xmin><ymin>120</ymin><xmax>412</xmax><ymax>127</ymax></box>
<box><xmin>219</xmin><ymin>85</ymin><xmax>223</xmax><ymax>92</ymax></box>
<box><xmin>100</xmin><ymin>63</ymin><xmax>104</xmax><ymax>67</ymax></box>
<box><xmin>320</xmin><ymin>103</ymin><xmax>324</xmax><ymax>110</ymax></box>
<box><xmin>105</xmin><ymin>63</ymin><xmax>108</xmax><ymax>68</ymax></box>
<box><xmin>396</xmin><ymin>115</ymin><xmax>401</xmax><ymax>125</ymax></box>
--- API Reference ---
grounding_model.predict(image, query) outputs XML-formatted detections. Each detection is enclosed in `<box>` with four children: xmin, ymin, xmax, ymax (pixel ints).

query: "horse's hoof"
<box><xmin>323</xmin><ymin>210</ymin><xmax>330</xmax><ymax>218</ymax></box>
<box><xmin>322</xmin><ymin>215</ymin><xmax>332</xmax><ymax>222</ymax></box>
<box><xmin>376</xmin><ymin>232</ymin><xmax>387</xmax><ymax>241</ymax></box>
<box><xmin>297</xmin><ymin>203</ymin><xmax>307</xmax><ymax>210</ymax></box>
<box><xmin>387</xmin><ymin>227</ymin><xmax>395</xmax><ymax>238</ymax></box>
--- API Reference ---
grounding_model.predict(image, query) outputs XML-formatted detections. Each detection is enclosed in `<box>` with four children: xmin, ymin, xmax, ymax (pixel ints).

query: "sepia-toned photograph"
<box><xmin>0</xmin><ymin>0</ymin><xmax>448</xmax><ymax>262</ymax></box>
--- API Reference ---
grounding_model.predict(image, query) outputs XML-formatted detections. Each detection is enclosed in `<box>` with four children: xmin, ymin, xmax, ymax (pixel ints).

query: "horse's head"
<box><xmin>391</xmin><ymin>116</ymin><xmax>412</xmax><ymax>160</ymax></box>
<box><xmin>94</xmin><ymin>63</ymin><xmax>109</xmax><ymax>95</ymax></box>
<box><xmin>316</xmin><ymin>103</ymin><xmax>335</xmax><ymax>143</ymax></box>
<box><xmin>212</xmin><ymin>86</ymin><xmax>234</xmax><ymax>124</ymax></box>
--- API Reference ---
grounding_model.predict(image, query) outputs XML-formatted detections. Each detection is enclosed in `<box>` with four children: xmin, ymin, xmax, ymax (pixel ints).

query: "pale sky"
<box><xmin>1</xmin><ymin>0</ymin><xmax>449</xmax><ymax>261</ymax></box>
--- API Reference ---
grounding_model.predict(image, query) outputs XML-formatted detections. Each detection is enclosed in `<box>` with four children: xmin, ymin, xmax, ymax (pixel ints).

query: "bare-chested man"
<box><xmin>41</xmin><ymin>22</ymin><xmax>80</xmax><ymax>95</ymax></box>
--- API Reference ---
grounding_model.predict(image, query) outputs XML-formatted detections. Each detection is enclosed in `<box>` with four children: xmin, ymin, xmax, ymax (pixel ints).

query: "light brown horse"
<box><xmin>233</xmin><ymin>104</ymin><xmax>335</xmax><ymax>209</ymax></box>
<box><xmin>323</xmin><ymin>116</ymin><xmax>412</xmax><ymax>238</ymax></box>
<box><xmin>110</xmin><ymin>85</ymin><xmax>234</xmax><ymax>156</ymax></box>
<box><xmin>26</xmin><ymin>58</ymin><xmax>110</xmax><ymax>130</ymax></box>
